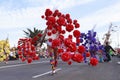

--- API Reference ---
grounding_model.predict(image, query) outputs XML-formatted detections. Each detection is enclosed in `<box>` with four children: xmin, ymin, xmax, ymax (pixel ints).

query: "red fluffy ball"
<box><xmin>75</xmin><ymin>23</ymin><xmax>80</xmax><ymax>28</ymax></box>
<box><xmin>52</xmin><ymin>29</ymin><xmax>57</xmax><ymax>34</ymax></box>
<box><xmin>47</xmin><ymin>32</ymin><xmax>52</xmax><ymax>36</ymax></box>
<box><xmin>47</xmin><ymin>16</ymin><xmax>56</xmax><ymax>25</ymax></box>
<box><xmin>61</xmin><ymin>30</ymin><xmax>66</xmax><ymax>34</ymax></box>
<box><xmin>68</xmin><ymin>35</ymin><xmax>73</xmax><ymax>39</ymax></box>
<box><xmin>65</xmin><ymin>14</ymin><xmax>70</xmax><ymax>19</ymax></box>
<box><xmin>90</xmin><ymin>58</ymin><xmax>98</xmax><ymax>66</ymax></box>
<box><xmin>73</xmin><ymin>30</ymin><xmax>80</xmax><ymax>38</ymax></box>
<box><xmin>64</xmin><ymin>38</ymin><xmax>72</xmax><ymax>47</ymax></box>
<box><xmin>22</xmin><ymin>58</ymin><xmax>26</xmax><ymax>62</ymax></box>
<box><xmin>48</xmin><ymin>38</ymin><xmax>52</xmax><ymax>42</ymax></box>
<box><xmin>86</xmin><ymin>52</ymin><xmax>91</xmax><ymax>57</ymax></box>
<box><xmin>73</xmin><ymin>19</ymin><xmax>77</xmax><ymax>24</ymax></box>
<box><xmin>68</xmin><ymin>61</ymin><xmax>72</xmax><ymax>65</ymax></box>
<box><xmin>69</xmin><ymin>42</ymin><xmax>77</xmax><ymax>52</ymax></box>
<box><xmin>27</xmin><ymin>58</ymin><xmax>32</xmax><ymax>63</ymax></box>
<box><xmin>76</xmin><ymin>54</ymin><xmax>84</xmax><ymax>63</ymax></box>
<box><xmin>57</xmin><ymin>48</ymin><xmax>64</xmax><ymax>53</ymax></box>
<box><xmin>45</xmin><ymin>9</ymin><xmax>53</xmax><ymax>17</ymax></box>
<box><xmin>76</xmin><ymin>38</ymin><xmax>80</xmax><ymax>44</ymax></box>
<box><xmin>66</xmin><ymin>24</ymin><xmax>74</xmax><ymax>32</ymax></box>
<box><xmin>41</xmin><ymin>15</ymin><xmax>44</xmax><ymax>19</ymax></box>
<box><xmin>57</xmin><ymin>16</ymin><xmax>66</xmax><ymax>26</ymax></box>
<box><xmin>52</xmin><ymin>39</ymin><xmax>60</xmax><ymax>48</ymax></box>
<box><xmin>61</xmin><ymin>52</ymin><xmax>71</xmax><ymax>62</ymax></box>
<box><xmin>78</xmin><ymin>45</ymin><xmax>86</xmax><ymax>53</ymax></box>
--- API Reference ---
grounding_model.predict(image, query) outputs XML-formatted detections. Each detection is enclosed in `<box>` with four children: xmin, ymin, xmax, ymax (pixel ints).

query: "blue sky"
<box><xmin>0</xmin><ymin>0</ymin><xmax>120</xmax><ymax>48</ymax></box>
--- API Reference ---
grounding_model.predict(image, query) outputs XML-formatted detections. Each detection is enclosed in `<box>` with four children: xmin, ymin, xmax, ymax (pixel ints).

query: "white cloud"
<box><xmin>23</xmin><ymin>0</ymin><xmax>95</xmax><ymax>10</ymax></box>
<box><xmin>79</xmin><ymin>1</ymin><xmax>120</xmax><ymax>31</ymax></box>
<box><xmin>49</xmin><ymin>0</ymin><xmax>95</xmax><ymax>10</ymax></box>
<box><xmin>78</xmin><ymin>2</ymin><xmax>120</xmax><ymax>47</ymax></box>
<box><xmin>0</xmin><ymin>0</ymin><xmax>95</xmax><ymax>30</ymax></box>
<box><xmin>0</xmin><ymin>0</ymin><xmax>120</xmax><ymax>47</ymax></box>
<box><xmin>0</xmin><ymin>7</ymin><xmax>44</xmax><ymax>29</ymax></box>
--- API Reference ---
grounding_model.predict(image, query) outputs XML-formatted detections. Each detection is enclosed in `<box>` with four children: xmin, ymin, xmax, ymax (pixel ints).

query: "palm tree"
<box><xmin>23</xmin><ymin>27</ymin><xmax>43</xmax><ymax>38</ymax></box>
<box><xmin>23</xmin><ymin>27</ymin><xmax>44</xmax><ymax>46</ymax></box>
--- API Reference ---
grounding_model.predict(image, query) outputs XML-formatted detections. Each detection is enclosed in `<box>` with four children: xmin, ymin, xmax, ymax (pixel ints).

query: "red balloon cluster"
<box><xmin>17</xmin><ymin>38</ymin><xmax>39</xmax><ymax>63</ymax></box>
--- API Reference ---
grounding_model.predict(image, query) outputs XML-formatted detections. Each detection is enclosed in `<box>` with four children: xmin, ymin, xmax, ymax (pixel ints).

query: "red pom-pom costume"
<box><xmin>17</xmin><ymin>8</ymin><xmax>99</xmax><ymax>75</ymax></box>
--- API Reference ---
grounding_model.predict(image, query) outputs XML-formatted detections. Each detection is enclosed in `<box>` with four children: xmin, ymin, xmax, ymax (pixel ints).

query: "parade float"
<box><xmin>17</xmin><ymin>38</ymin><xmax>40</xmax><ymax>63</ymax></box>
<box><xmin>0</xmin><ymin>39</ymin><xmax>10</xmax><ymax>62</ymax></box>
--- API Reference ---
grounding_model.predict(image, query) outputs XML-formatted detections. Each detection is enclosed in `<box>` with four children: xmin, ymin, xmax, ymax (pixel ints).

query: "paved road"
<box><xmin>0</xmin><ymin>57</ymin><xmax>120</xmax><ymax>80</ymax></box>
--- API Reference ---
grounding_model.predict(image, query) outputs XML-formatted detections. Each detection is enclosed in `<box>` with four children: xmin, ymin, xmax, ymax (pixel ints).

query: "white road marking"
<box><xmin>32</xmin><ymin>68</ymin><xmax>62</xmax><ymax>78</ymax></box>
<box><xmin>0</xmin><ymin>61</ymin><xmax>49</xmax><ymax>69</ymax></box>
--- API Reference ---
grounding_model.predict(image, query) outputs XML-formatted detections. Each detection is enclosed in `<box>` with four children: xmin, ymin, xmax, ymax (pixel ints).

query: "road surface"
<box><xmin>0</xmin><ymin>56</ymin><xmax>119</xmax><ymax>80</ymax></box>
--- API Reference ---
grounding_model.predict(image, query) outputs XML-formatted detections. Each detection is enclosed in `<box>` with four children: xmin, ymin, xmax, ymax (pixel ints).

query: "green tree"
<box><xmin>23</xmin><ymin>27</ymin><xmax>43</xmax><ymax>38</ymax></box>
<box><xmin>23</xmin><ymin>27</ymin><xmax>44</xmax><ymax>46</ymax></box>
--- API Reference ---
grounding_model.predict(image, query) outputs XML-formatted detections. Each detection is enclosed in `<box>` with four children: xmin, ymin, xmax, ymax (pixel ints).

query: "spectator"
<box><xmin>104</xmin><ymin>42</ymin><xmax>116</xmax><ymax>62</ymax></box>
